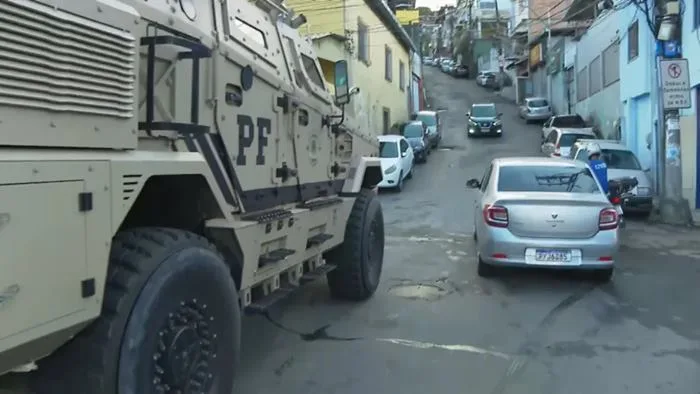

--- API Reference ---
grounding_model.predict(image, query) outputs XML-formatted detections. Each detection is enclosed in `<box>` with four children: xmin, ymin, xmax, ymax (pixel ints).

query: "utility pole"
<box><xmin>655</xmin><ymin>0</ymin><xmax>693</xmax><ymax>224</ymax></box>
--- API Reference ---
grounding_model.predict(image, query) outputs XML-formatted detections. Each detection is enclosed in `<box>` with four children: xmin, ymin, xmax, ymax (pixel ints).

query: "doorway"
<box><xmin>382</xmin><ymin>107</ymin><xmax>390</xmax><ymax>135</ymax></box>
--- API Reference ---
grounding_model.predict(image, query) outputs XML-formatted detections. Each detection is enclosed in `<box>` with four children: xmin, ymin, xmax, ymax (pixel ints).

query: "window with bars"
<box><xmin>628</xmin><ymin>20</ymin><xmax>638</xmax><ymax>61</ymax></box>
<box><xmin>358</xmin><ymin>20</ymin><xmax>369</xmax><ymax>64</ymax></box>
<box><xmin>589</xmin><ymin>55</ymin><xmax>602</xmax><ymax>95</ymax></box>
<box><xmin>577</xmin><ymin>66</ymin><xmax>588</xmax><ymax>102</ymax></box>
<box><xmin>385</xmin><ymin>45</ymin><xmax>393</xmax><ymax>82</ymax></box>
<box><xmin>603</xmin><ymin>41</ymin><xmax>620</xmax><ymax>87</ymax></box>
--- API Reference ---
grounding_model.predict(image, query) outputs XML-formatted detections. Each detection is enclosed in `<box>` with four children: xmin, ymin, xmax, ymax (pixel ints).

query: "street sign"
<box><xmin>660</xmin><ymin>58</ymin><xmax>691</xmax><ymax>110</ymax></box>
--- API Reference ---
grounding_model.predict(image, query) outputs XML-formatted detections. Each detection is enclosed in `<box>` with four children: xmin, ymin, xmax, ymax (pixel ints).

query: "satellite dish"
<box><xmin>180</xmin><ymin>0</ymin><xmax>196</xmax><ymax>21</ymax></box>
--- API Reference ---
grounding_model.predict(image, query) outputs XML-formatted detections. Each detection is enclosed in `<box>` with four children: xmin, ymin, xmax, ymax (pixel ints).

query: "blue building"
<box><xmin>568</xmin><ymin>8</ymin><xmax>622</xmax><ymax>140</ymax></box>
<box><xmin>619</xmin><ymin>2</ymin><xmax>658</xmax><ymax>181</ymax></box>
<box><xmin>618</xmin><ymin>0</ymin><xmax>700</xmax><ymax>212</ymax></box>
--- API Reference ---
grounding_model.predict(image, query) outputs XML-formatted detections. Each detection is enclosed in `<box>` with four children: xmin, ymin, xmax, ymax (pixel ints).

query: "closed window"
<box><xmin>358</xmin><ymin>20</ymin><xmax>369</xmax><ymax>64</ymax></box>
<box><xmin>603</xmin><ymin>41</ymin><xmax>620</xmax><ymax>87</ymax></box>
<box><xmin>399</xmin><ymin>61</ymin><xmax>406</xmax><ymax>91</ymax></box>
<box><xmin>577</xmin><ymin>66</ymin><xmax>588</xmax><ymax>102</ymax></box>
<box><xmin>628</xmin><ymin>20</ymin><xmax>639</xmax><ymax>61</ymax></box>
<box><xmin>234</xmin><ymin>18</ymin><xmax>267</xmax><ymax>49</ymax></box>
<box><xmin>589</xmin><ymin>55</ymin><xmax>602</xmax><ymax>95</ymax></box>
<box><xmin>400</xmin><ymin>139</ymin><xmax>409</xmax><ymax>153</ymax></box>
<box><xmin>301</xmin><ymin>54</ymin><xmax>324</xmax><ymax>89</ymax></box>
<box><xmin>385</xmin><ymin>46</ymin><xmax>393</xmax><ymax>82</ymax></box>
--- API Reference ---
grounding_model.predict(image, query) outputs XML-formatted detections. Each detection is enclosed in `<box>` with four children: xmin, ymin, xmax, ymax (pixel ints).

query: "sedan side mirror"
<box><xmin>643</xmin><ymin>168</ymin><xmax>651</xmax><ymax>173</ymax></box>
<box><xmin>498</xmin><ymin>112</ymin><xmax>503</xmax><ymax>117</ymax></box>
<box><xmin>401</xmin><ymin>151</ymin><xmax>408</xmax><ymax>158</ymax></box>
<box><xmin>466</xmin><ymin>112</ymin><xmax>471</xmax><ymax>117</ymax></box>
<box><xmin>466</xmin><ymin>178</ymin><xmax>481</xmax><ymax>189</ymax></box>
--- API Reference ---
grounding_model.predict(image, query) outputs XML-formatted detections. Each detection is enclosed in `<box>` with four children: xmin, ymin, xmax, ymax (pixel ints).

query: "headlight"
<box><xmin>385</xmin><ymin>165</ymin><xmax>397</xmax><ymax>174</ymax></box>
<box><xmin>494</xmin><ymin>120</ymin><xmax>502</xmax><ymax>126</ymax></box>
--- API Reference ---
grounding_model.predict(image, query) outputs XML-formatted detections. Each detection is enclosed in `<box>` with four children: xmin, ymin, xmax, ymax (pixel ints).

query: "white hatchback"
<box><xmin>377</xmin><ymin>135</ymin><xmax>414</xmax><ymax>192</ymax></box>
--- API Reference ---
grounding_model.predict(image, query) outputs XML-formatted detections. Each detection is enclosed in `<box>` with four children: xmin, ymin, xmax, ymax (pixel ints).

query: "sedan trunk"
<box><xmin>495</xmin><ymin>193</ymin><xmax>610</xmax><ymax>239</ymax></box>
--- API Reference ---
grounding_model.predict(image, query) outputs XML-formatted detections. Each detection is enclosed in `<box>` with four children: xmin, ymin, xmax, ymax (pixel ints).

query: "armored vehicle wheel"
<box><xmin>325</xmin><ymin>189</ymin><xmax>385</xmax><ymax>301</ymax></box>
<box><xmin>31</xmin><ymin>228</ymin><xmax>240</xmax><ymax>394</ymax></box>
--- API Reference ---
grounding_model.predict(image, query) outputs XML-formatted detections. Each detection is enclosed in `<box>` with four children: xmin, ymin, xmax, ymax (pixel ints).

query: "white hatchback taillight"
<box><xmin>599</xmin><ymin>208</ymin><xmax>618</xmax><ymax>230</ymax></box>
<box><xmin>483</xmin><ymin>205</ymin><xmax>509</xmax><ymax>228</ymax></box>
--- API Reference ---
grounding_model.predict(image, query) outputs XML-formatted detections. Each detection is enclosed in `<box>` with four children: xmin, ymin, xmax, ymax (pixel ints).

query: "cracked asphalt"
<box><xmin>2</xmin><ymin>68</ymin><xmax>700</xmax><ymax>394</ymax></box>
<box><xmin>234</xmin><ymin>67</ymin><xmax>700</xmax><ymax>394</ymax></box>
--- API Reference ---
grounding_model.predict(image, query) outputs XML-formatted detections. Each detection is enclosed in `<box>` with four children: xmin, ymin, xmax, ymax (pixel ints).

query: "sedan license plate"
<box><xmin>481</xmin><ymin>127</ymin><xmax>491</xmax><ymax>133</ymax></box>
<box><xmin>535</xmin><ymin>249</ymin><xmax>572</xmax><ymax>263</ymax></box>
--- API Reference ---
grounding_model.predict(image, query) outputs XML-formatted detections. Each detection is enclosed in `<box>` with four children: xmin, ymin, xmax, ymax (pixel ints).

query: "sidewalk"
<box><xmin>622</xmin><ymin>220</ymin><xmax>700</xmax><ymax>261</ymax></box>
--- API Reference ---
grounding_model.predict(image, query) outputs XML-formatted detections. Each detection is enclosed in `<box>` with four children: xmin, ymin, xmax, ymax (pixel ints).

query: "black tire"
<box><xmin>406</xmin><ymin>168</ymin><xmax>413</xmax><ymax>179</ymax></box>
<box><xmin>31</xmin><ymin>228</ymin><xmax>240</xmax><ymax>394</ymax></box>
<box><xmin>591</xmin><ymin>268</ymin><xmax>614</xmax><ymax>283</ymax></box>
<box><xmin>326</xmin><ymin>189</ymin><xmax>385</xmax><ymax>301</ymax></box>
<box><xmin>395</xmin><ymin>171</ymin><xmax>404</xmax><ymax>192</ymax></box>
<box><xmin>477</xmin><ymin>255</ymin><xmax>498</xmax><ymax>278</ymax></box>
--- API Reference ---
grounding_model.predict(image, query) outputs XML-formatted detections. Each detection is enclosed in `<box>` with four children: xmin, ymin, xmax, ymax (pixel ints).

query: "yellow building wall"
<box><xmin>287</xmin><ymin>0</ymin><xmax>411</xmax><ymax>135</ymax></box>
<box><xmin>288</xmin><ymin>0</ymin><xmax>344</xmax><ymax>35</ymax></box>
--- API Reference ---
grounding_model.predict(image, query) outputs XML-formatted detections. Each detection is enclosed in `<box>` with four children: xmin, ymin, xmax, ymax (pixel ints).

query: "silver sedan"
<box><xmin>466</xmin><ymin>157</ymin><xmax>620</xmax><ymax>282</ymax></box>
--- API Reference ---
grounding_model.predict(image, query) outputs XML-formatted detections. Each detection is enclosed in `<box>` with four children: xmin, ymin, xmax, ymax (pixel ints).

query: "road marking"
<box><xmin>376</xmin><ymin>338</ymin><xmax>511</xmax><ymax>360</ymax></box>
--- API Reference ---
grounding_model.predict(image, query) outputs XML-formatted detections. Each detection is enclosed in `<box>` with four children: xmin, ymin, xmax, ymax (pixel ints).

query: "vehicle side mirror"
<box><xmin>333</xmin><ymin>60</ymin><xmax>350</xmax><ymax>105</ymax></box>
<box><xmin>401</xmin><ymin>151</ymin><xmax>408</xmax><ymax>157</ymax></box>
<box><xmin>498</xmin><ymin>112</ymin><xmax>503</xmax><ymax>117</ymax></box>
<box><xmin>644</xmin><ymin>168</ymin><xmax>651</xmax><ymax>173</ymax></box>
<box><xmin>466</xmin><ymin>112</ymin><xmax>470</xmax><ymax>117</ymax></box>
<box><xmin>466</xmin><ymin>178</ymin><xmax>481</xmax><ymax>189</ymax></box>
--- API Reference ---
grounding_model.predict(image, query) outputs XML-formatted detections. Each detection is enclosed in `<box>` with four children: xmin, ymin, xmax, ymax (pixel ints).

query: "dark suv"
<box><xmin>466</xmin><ymin>103</ymin><xmax>503</xmax><ymax>138</ymax></box>
<box><xmin>399</xmin><ymin>120</ymin><xmax>431</xmax><ymax>163</ymax></box>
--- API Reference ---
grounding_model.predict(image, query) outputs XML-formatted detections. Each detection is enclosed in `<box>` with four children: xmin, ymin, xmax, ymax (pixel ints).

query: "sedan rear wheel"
<box><xmin>591</xmin><ymin>268</ymin><xmax>613</xmax><ymax>282</ymax></box>
<box><xmin>477</xmin><ymin>255</ymin><xmax>497</xmax><ymax>277</ymax></box>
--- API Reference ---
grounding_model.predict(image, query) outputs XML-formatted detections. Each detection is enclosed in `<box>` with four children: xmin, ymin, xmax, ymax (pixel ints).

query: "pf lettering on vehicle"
<box><xmin>237</xmin><ymin>114</ymin><xmax>272</xmax><ymax>166</ymax></box>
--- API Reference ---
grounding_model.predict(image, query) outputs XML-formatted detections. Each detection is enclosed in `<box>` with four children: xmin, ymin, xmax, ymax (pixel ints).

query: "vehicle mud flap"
<box><xmin>324</xmin><ymin>189</ymin><xmax>385</xmax><ymax>301</ymax></box>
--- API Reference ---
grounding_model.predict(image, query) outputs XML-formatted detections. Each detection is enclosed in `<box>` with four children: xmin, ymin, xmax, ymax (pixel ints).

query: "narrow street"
<box><xmin>233</xmin><ymin>67</ymin><xmax>700</xmax><ymax>394</ymax></box>
<box><xmin>2</xmin><ymin>68</ymin><xmax>700</xmax><ymax>394</ymax></box>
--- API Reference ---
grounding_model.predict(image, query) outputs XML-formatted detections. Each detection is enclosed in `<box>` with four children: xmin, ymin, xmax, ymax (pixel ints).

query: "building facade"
<box><xmin>287</xmin><ymin>0</ymin><xmax>416</xmax><ymax>135</ymax></box>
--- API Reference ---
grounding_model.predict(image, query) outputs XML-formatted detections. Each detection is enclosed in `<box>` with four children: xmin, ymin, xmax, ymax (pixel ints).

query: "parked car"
<box><xmin>441</xmin><ymin>59</ymin><xmax>454</xmax><ymax>73</ymax></box>
<box><xmin>519</xmin><ymin>97</ymin><xmax>554</xmax><ymax>123</ymax></box>
<box><xmin>476</xmin><ymin>71</ymin><xmax>496</xmax><ymax>86</ymax></box>
<box><xmin>377</xmin><ymin>135</ymin><xmax>414</xmax><ymax>192</ymax></box>
<box><xmin>452</xmin><ymin>64</ymin><xmax>469</xmax><ymax>78</ymax></box>
<box><xmin>466</xmin><ymin>157</ymin><xmax>619</xmax><ymax>282</ymax></box>
<box><xmin>541</xmin><ymin>114</ymin><xmax>592</xmax><ymax>141</ymax></box>
<box><xmin>466</xmin><ymin>103</ymin><xmax>503</xmax><ymax>138</ymax></box>
<box><xmin>541</xmin><ymin>128</ymin><xmax>597</xmax><ymax>158</ymax></box>
<box><xmin>412</xmin><ymin>110</ymin><xmax>442</xmax><ymax>148</ymax></box>
<box><xmin>432</xmin><ymin>58</ymin><xmax>441</xmax><ymax>66</ymax></box>
<box><xmin>569</xmin><ymin>139</ymin><xmax>654</xmax><ymax>216</ymax></box>
<box><xmin>423</xmin><ymin>56</ymin><xmax>433</xmax><ymax>65</ymax></box>
<box><xmin>399</xmin><ymin>120</ymin><xmax>431</xmax><ymax>163</ymax></box>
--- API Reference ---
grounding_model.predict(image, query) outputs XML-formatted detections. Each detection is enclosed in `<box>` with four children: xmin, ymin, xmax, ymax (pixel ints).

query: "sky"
<box><xmin>414</xmin><ymin>0</ymin><xmax>457</xmax><ymax>10</ymax></box>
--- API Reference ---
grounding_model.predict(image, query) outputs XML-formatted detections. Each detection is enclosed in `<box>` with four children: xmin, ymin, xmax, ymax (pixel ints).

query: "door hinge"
<box><xmin>78</xmin><ymin>192</ymin><xmax>93</xmax><ymax>212</ymax></box>
<box><xmin>275</xmin><ymin>162</ymin><xmax>297</xmax><ymax>182</ymax></box>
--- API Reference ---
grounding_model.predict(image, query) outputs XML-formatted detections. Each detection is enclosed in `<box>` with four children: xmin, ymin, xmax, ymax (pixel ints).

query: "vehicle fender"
<box><xmin>341</xmin><ymin>155</ymin><xmax>383</xmax><ymax>194</ymax></box>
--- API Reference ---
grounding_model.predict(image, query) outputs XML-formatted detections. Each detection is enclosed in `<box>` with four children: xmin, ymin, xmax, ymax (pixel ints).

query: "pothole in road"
<box><xmin>388</xmin><ymin>283</ymin><xmax>450</xmax><ymax>301</ymax></box>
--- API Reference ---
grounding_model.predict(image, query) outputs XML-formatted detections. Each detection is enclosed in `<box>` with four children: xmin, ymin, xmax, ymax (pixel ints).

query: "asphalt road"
<box><xmin>3</xmin><ymin>67</ymin><xmax>700</xmax><ymax>394</ymax></box>
<box><xmin>233</xmin><ymin>67</ymin><xmax>700</xmax><ymax>394</ymax></box>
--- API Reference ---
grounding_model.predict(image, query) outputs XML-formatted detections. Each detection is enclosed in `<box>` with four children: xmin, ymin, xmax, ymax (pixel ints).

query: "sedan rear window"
<box><xmin>497</xmin><ymin>165</ymin><xmax>600</xmax><ymax>193</ymax></box>
<box><xmin>551</xmin><ymin>115</ymin><xmax>586</xmax><ymax>128</ymax></box>
<box><xmin>559</xmin><ymin>133</ymin><xmax>594</xmax><ymax>147</ymax></box>
<box><xmin>528</xmin><ymin>99</ymin><xmax>548</xmax><ymax>107</ymax></box>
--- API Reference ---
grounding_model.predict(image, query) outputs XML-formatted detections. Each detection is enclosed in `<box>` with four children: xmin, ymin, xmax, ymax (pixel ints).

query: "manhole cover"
<box><xmin>388</xmin><ymin>284</ymin><xmax>449</xmax><ymax>301</ymax></box>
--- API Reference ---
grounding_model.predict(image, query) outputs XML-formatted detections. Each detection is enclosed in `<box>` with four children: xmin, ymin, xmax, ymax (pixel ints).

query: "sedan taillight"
<box><xmin>483</xmin><ymin>204</ymin><xmax>509</xmax><ymax>228</ymax></box>
<box><xmin>599</xmin><ymin>208</ymin><xmax>618</xmax><ymax>230</ymax></box>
